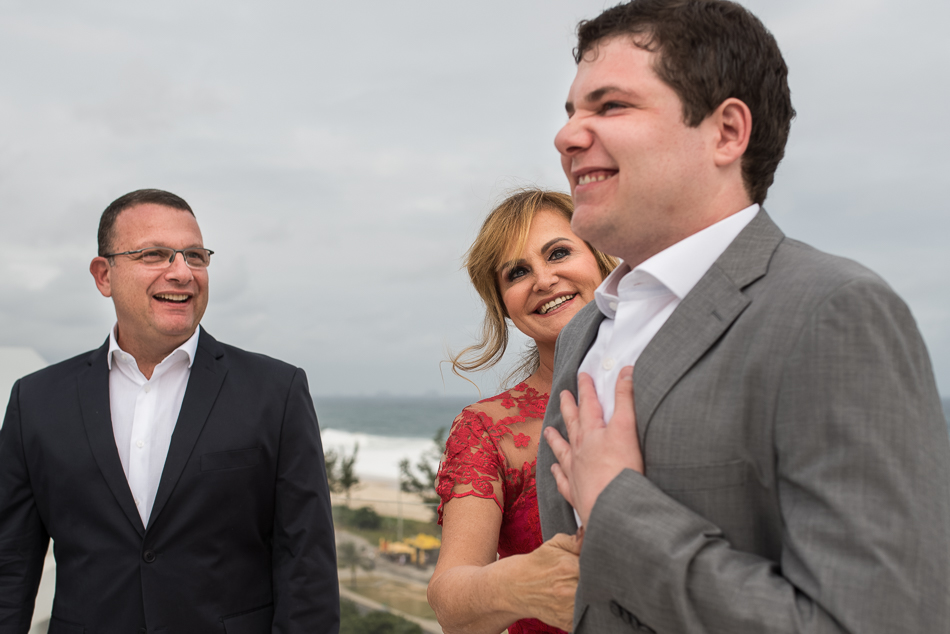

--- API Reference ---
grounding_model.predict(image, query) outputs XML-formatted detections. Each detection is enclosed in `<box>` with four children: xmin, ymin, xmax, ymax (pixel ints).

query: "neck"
<box><xmin>620</xmin><ymin>196</ymin><xmax>754</xmax><ymax>268</ymax></box>
<box><xmin>524</xmin><ymin>339</ymin><xmax>556</xmax><ymax>394</ymax></box>
<box><xmin>115</xmin><ymin>326</ymin><xmax>192</xmax><ymax>380</ymax></box>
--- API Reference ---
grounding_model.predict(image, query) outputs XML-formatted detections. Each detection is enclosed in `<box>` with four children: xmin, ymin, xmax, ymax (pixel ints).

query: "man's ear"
<box><xmin>90</xmin><ymin>257</ymin><xmax>113</xmax><ymax>298</ymax></box>
<box><xmin>713</xmin><ymin>98</ymin><xmax>752</xmax><ymax>168</ymax></box>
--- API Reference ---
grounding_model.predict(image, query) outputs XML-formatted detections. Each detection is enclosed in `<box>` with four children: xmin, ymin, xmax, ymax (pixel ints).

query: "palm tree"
<box><xmin>398</xmin><ymin>428</ymin><xmax>444</xmax><ymax>523</ymax></box>
<box><xmin>325</xmin><ymin>442</ymin><xmax>360</xmax><ymax>502</ymax></box>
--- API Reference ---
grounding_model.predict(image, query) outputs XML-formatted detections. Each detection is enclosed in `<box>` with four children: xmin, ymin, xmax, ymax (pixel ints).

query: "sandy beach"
<box><xmin>330</xmin><ymin>476</ymin><xmax>436</xmax><ymax>523</ymax></box>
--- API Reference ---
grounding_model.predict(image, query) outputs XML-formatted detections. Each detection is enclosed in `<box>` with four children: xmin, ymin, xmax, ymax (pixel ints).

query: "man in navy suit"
<box><xmin>0</xmin><ymin>189</ymin><xmax>339</xmax><ymax>633</ymax></box>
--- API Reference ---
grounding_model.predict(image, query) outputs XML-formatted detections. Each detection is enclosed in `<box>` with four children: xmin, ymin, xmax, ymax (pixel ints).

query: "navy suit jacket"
<box><xmin>0</xmin><ymin>329</ymin><xmax>339</xmax><ymax>634</ymax></box>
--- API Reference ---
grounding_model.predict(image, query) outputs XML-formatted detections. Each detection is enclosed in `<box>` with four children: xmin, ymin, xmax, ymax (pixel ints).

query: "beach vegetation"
<box><xmin>398</xmin><ymin>428</ymin><xmax>444</xmax><ymax>523</ymax></box>
<box><xmin>325</xmin><ymin>442</ymin><xmax>361</xmax><ymax>501</ymax></box>
<box><xmin>333</xmin><ymin>505</ymin><xmax>440</xmax><ymax>550</ymax></box>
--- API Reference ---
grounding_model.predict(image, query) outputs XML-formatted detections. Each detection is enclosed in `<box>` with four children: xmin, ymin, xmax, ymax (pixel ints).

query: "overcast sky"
<box><xmin>1</xmin><ymin>0</ymin><xmax>947</xmax><ymax>398</ymax></box>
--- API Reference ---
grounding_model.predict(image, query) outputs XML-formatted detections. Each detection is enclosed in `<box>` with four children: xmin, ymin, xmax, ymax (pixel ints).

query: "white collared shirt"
<box><xmin>578</xmin><ymin>204</ymin><xmax>759</xmax><ymax>422</ymax></box>
<box><xmin>108</xmin><ymin>325</ymin><xmax>200</xmax><ymax>525</ymax></box>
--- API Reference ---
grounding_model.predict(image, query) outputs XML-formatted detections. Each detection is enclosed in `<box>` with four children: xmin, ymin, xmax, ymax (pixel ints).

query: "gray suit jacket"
<box><xmin>537</xmin><ymin>211</ymin><xmax>950</xmax><ymax>633</ymax></box>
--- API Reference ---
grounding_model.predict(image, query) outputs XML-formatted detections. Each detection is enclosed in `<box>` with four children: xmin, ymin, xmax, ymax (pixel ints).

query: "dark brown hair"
<box><xmin>98</xmin><ymin>189</ymin><xmax>194</xmax><ymax>256</ymax></box>
<box><xmin>575</xmin><ymin>0</ymin><xmax>795</xmax><ymax>204</ymax></box>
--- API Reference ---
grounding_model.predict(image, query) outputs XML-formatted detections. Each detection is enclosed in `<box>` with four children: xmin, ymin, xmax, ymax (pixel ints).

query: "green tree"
<box><xmin>325</xmin><ymin>442</ymin><xmax>360</xmax><ymax>502</ymax></box>
<box><xmin>398</xmin><ymin>428</ymin><xmax>444</xmax><ymax>523</ymax></box>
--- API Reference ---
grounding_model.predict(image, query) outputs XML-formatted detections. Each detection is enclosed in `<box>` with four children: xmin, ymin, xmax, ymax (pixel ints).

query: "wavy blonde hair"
<box><xmin>451</xmin><ymin>188</ymin><xmax>617</xmax><ymax>387</ymax></box>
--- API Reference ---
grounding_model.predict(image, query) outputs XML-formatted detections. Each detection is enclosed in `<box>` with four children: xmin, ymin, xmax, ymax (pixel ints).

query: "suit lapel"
<box><xmin>634</xmin><ymin>210</ymin><xmax>785</xmax><ymax>443</ymax></box>
<box><xmin>538</xmin><ymin>301</ymin><xmax>605</xmax><ymax>536</ymax></box>
<box><xmin>554</xmin><ymin>301</ymin><xmax>606</xmax><ymax>408</ymax></box>
<box><xmin>147</xmin><ymin>330</ymin><xmax>227</xmax><ymax>531</ymax></box>
<box><xmin>78</xmin><ymin>340</ymin><xmax>145</xmax><ymax>536</ymax></box>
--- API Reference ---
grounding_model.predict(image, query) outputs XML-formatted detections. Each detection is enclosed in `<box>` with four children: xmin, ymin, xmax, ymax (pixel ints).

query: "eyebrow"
<box><xmin>565</xmin><ymin>85</ymin><xmax>633</xmax><ymax>116</ymax></box>
<box><xmin>498</xmin><ymin>237</ymin><xmax>574</xmax><ymax>274</ymax></box>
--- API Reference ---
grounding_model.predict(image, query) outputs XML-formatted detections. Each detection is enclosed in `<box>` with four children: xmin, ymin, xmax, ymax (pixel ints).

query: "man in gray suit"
<box><xmin>538</xmin><ymin>1</ymin><xmax>950</xmax><ymax>632</ymax></box>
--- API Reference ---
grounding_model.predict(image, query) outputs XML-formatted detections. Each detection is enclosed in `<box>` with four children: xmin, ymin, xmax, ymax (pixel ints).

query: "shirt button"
<box><xmin>136</xmin><ymin>440</ymin><xmax>144</xmax><ymax>448</ymax></box>
<box><xmin>603</xmin><ymin>358</ymin><xmax>615</xmax><ymax>371</ymax></box>
<box><xmin>608</xmin><ymin>301</ymin><xmax>618</xmax><ymax>311</ymax></box>
<box><xmin>134</xmin><ymin>498</ymin><xmax>140</xmax><ymax>506</ymax></box>
<box><xmin>144</xmin><ymin>385</ymin><xmax>151</xmax><ymax>393</ymax></box>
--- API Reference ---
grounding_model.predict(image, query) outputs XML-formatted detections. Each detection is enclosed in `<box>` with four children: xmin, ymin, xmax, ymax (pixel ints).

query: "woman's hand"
<box><xmin>516</xmin><ymin>531</ymin><xmax>583</xmax><ymax>630</ymax></box>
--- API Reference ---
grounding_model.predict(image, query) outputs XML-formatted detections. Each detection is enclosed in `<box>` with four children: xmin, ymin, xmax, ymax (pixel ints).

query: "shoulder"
<box><xmin>455</xmin><ymin>383</ymin><xmax>548</xmax><ymax>428</ymax></box>
<box><xmin>448</xmin><ymin>387</ymin><xmax>519</xmax><ymax>436</ymax></box>
<box><xmin>202</xmin><ymin>333</ymin><xmax>302</xmax><ymax>384</ymax></box>
<box><xmin>752</xmin><ymin>237</ymin><xmax>902</xmax><ymax>314</ymax></box>
<box><xmin>216</xmin><ymin>341</ymin><xmax>298</xmax><ymax>373</ymax></box>
<box><xmin>477</xmin><ymin>383</ymin><xmax>548</xmax><ymax>412</ymax></box>
<box><xmin>15</xmin><ymin>346</ymin><xmax>101</xmax><ymax>394</ymax></box>
<box><xmin>772</xmin><ymin>238</ymin><xmax>888</xmax><ymax>289</ymax></box>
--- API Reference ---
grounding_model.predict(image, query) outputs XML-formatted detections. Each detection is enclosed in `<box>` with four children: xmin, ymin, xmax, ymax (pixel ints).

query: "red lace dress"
<box><xmin>436</xmin><ymin>382</ymin><xmax>566</xmax><ymax>634</ymax></box>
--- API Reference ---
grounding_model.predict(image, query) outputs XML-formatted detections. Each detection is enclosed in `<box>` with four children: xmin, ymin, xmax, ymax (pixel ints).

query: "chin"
<box><xmin>155</xmin><ymin>321</ymin><xmax>199</xmax><ymax>338</ymax></box>
<box><xmin>571</xmin><ymin>209</ymin><xmax>613</xmax><ymax>250</ymax></box>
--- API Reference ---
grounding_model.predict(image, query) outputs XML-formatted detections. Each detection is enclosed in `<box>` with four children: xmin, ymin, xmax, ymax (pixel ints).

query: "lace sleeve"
<box><xmin>436</xmin><ymin>407</ymin><xmax>505</xmax><ymax>524</ymax></box>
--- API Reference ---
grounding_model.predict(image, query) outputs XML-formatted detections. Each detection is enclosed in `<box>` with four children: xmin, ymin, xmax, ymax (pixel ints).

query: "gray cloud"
<box><xmin>0</xmin><ymin>0</ymin><xmax>947</xmax><ymax>396</ymax></box>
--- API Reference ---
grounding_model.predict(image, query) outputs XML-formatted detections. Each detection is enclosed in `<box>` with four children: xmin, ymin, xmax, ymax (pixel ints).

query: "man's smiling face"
<box><xmin>554</xmin><ymin>36</ymin><xmax>718</xmax><ymax>267</ymax></box>
<box><xmin>93</xmin><ymin>203</ymin><xmax>209</xmax><ymax>358</ymax></box>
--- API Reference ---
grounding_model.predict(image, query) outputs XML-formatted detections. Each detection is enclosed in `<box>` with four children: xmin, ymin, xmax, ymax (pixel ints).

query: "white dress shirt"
<box><xmin>108</xmin><ymin>325</ymin><xmax>200</xmax><ymax>524</ymax></box>
<box><xmin>579</xmin><ymin>204</ymin><xmax>759</xmax><ymax>422</ymax></box>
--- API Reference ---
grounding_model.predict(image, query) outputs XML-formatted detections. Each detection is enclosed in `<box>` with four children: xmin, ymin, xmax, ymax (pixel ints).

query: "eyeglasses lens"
<box><xmin>139</xmin><ymin>248</ymin><xmax>211</xmax><ymax>268</ymax></box>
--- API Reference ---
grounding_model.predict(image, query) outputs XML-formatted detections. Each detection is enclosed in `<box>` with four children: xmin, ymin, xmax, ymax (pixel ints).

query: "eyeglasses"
<box><xmin>103</xmin><ymin>246</ymin><xmax>215</xmax><ymax>269</ymax></box>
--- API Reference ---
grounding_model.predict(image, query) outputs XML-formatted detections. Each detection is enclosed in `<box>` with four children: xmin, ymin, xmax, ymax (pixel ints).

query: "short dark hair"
<box><xmin>575</xmin><ymin>0</ymin><xmax>795</xmax><ymax>204</ymax></box>
<box><xmin>98</xmin><ymin>189</ymin><xmax>194</xmax><ymax>256</ymax></box>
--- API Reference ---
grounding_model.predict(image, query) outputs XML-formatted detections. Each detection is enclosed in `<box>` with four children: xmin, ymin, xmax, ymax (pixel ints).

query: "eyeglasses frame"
<box><xmin>102</xmin><ymin>246</ymin><xmax>215</xmax><ymax>268</ymax></box>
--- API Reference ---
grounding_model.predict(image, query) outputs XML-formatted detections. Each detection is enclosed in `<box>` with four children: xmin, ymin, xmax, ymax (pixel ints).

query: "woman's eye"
<box><xmin>507</xmin><ymin>266</ymin><xmax>528</xmax><ymax>282</ymax></box>
<box><xmin>549</xmin><ymin>247</ymin><xmax>570</xmax><ymax>261</ymax></box>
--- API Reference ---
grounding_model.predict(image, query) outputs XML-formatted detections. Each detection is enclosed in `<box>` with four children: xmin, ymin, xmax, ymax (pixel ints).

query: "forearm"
<box><xmin>427</xmin><ymin>554</ymin><xmax>536</xmax><ymax>634</ymax></box>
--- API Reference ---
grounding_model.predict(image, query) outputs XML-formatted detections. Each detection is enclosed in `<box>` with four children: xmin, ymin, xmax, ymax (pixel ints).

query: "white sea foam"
<box><xmin>320</xmin><ymin>428</ymin><xmax>436</xmax><ymax>483</ymax></box>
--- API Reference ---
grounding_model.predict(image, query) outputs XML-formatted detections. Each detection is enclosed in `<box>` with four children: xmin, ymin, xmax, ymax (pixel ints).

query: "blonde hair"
<box><xmin>451</xmin><ymin>188</ymin><xmax>617</xmax><ymax>387</ymax></box>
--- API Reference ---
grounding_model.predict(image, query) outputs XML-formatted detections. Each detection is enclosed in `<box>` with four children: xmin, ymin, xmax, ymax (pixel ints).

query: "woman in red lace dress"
<box><xmin>428</xmin><ymin>189</ymin><xmax>616</xmax><ymax>633</ymax></box>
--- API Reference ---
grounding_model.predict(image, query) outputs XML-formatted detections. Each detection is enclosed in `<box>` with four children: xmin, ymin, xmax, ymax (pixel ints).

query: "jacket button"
<box><xmin>143</xmin><ymin>550</ymin><xmax>156</xmax><ymax>563</ymax></box>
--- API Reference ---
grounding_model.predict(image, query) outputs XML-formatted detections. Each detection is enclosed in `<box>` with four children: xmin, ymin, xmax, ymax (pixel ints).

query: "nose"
<box><xmin>554</xmin><ymin>114</ymin><xmax>591</xmax><ymax>159</ymax></box>
<box><xmin>534</xmin><ymin>265</ymin><xmax>559</xmax><ymax>292</ymax></box>
<box><xmin>164</xmin><ymin>251</ymin><xmax>194</xmax><ymax>282</ymax></box>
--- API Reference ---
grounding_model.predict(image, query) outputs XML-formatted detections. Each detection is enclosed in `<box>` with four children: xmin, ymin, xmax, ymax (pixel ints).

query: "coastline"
<box><xmin>331</xmin><ymin>476</ymin><xmax>436</xmax><ymax>523</ymax></box>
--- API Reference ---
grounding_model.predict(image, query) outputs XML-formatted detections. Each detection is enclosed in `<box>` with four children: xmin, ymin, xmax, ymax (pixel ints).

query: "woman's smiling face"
<box><xmin>498</xmin><ymin>207</ymin><xmax>604</xmax><ymax>347</ymax></box>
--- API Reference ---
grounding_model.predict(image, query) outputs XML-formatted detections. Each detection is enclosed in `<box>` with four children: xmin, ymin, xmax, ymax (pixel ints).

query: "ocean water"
<box><xmin>314</xmin><ymin>395</ymin><xmax>950</xmax><ymax>482</ymax></box>
<box><xmin>314</xmin><ymin>395</ymin><xmax>475</xmax><ymax>482</ymax></box>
